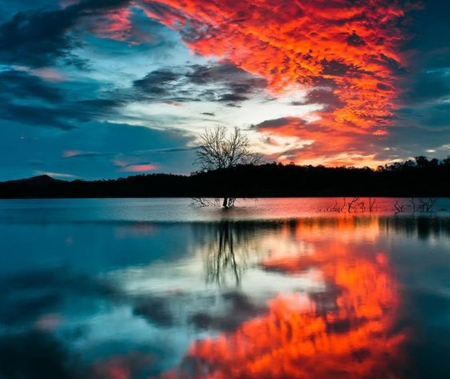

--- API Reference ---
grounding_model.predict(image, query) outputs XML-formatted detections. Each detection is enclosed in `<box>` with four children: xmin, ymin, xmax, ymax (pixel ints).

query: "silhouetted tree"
<box><xmin>195</xmin><ymin>126</ymin><xmax>262</xmax><ymax>207</ymax></box>
<box><xmin>414</xmin><ymin>156</ymin><xmax>429</xmax><ymax>168</ymax></box>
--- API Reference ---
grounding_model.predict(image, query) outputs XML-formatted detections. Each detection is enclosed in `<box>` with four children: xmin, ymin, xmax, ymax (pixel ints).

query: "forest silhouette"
<box><xmin>1</xmin><ymin>156</ymin><xmax>450</xmax><ymax>198</ymax></box>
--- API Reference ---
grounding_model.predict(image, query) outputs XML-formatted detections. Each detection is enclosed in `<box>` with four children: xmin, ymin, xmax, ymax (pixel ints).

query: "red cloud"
<box><xmin>83</xmin><ymin>7</ymin><xmax>134</xmax><ymax>42</ymax></box>
<box><xmin>119</xmin><ymin>164</ymin><xmax>157</xmax><ymax>172</ymax></box>
<box><xmin>140</xmin><ymin>0</ymin><xmax>420</xmax><ymax>165</ymax></box>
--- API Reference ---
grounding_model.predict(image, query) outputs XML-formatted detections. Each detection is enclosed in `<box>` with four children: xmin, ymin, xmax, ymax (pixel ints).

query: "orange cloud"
<box><xmin>257</xmin><ymin>116</ymin><xmax>387</xmax><ymax>166</ymax></box>
<box><xmin>140</xmin><ymin>0</ymin><xmax>421</xmax><ymax>165</ymax></box>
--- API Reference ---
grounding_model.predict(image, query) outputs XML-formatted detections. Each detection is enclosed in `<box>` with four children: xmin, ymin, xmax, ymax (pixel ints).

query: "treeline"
<box><xmin>1</xmin><ymin>156</ymin><xmax>450</xmax><ymax>198</ymax></box>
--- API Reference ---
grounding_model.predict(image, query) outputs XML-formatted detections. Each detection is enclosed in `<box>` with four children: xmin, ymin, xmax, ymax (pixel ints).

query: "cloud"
<box><xmin>132</xmin><ymin>146</ymin><xmax>200</xmax><ymax>154</ymax></box>
<box><xmin>3</xmin><ymin>0</ymin><xmax>450</xmax><ymax>172</ymax></box>
<box><xmin>34</xmin><ymin>171</ymin><xmax>78</xmax><ymax>179</ymax></box>
<box><xmin>0</xmin><ymin>69</ymin><xmax>125</xmax><ymax>130</ymax></box>
<box><xmin>0</xmin><ymin>69</ymin><xmax>63</xmax><ymax>101</ymax></box>
<box><xmin>133</xmin><ymin>61</ymin><xmax>268</xmax><ymax>106</ymax></box>
<box><xmin>118</xmin><ymin>163</ymin><xmax>158</xmax><ymax>172</ymax></box>
<box><xmin>0</xmin><ymin>0</ymin><xmax>132</xmax><ymax>68</ymax></box>
<box><xmin>0</xmin><ymin>266</ymin><xmax>117</xmax><ymax>327</ymax></box>
<box><xmin>142</xmin><ymin>0</ymin><xmax>415</xmax><ymax>125</ymax></box>
<box><xmin>255</xmin><ymin>116</ymin><xmax>387</xmax><ymax>166</ymax></box>
<box><xmin>0</xmin><ymin>103</ymin><xmax>76</xmax><ymax>130</ymax></box>
<box><xmin>137</xmin><ymin>0</ymin><xmax>422</xmax><ymax>165</ymax></box>
<box><xmin>63</xmin><ymin>150</ymin><xmax>116</xmax><ymax>158</ymax></box>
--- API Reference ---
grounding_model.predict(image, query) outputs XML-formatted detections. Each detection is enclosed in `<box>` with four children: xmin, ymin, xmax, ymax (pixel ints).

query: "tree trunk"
<box><xmin>222</xmin><ymin>197</ymin><xmax>229</xmax><ymax>208</ymax></box>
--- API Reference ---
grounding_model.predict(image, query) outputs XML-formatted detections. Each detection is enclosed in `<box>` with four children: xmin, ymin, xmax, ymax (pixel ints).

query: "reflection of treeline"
<box><xmin>2</xmin><ymin>156</ymin><xmax>450</xmax><ymax>198</ymax></box>
<box><xmin>379</xmin><ymin>216</ymin><xmax>450</xmax><ymax>241</ymax></box>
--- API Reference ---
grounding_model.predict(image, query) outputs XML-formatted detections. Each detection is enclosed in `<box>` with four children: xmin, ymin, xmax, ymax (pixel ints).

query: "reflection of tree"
<box><xmin>206</xmin><ymin>221</ymin><xmax>241</xmax><ymax>286</ymax></box>
<box><xmin>195</xmin><ymin>221</ymin><xmax>270</xmax><ymax>287</ymax></box>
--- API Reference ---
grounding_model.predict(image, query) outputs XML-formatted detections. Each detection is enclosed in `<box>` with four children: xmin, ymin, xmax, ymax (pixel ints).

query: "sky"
<box><xmin>0</xmin><ymin>0</ymin><xmax>449</xmax><ymax>180</ymax></box>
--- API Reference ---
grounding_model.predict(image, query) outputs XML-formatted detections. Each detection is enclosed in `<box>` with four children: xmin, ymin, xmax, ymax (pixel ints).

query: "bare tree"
<box><xmin>195</xmin><ymin>126</ymin><xmax>262</xmax><ymax>208</ymax></box>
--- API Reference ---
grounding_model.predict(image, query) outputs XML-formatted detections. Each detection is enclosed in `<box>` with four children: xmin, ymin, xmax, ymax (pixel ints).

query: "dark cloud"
<box><xmin>0</xmin><ymin>6</ymin><xmax>83</xmax><ymax>68</ymax></box>
<box><xmin>0</xmin><ymin>96</ymin><xmax>123</xmax><ymax>130</ymax></box>
<box><xmin>63</xmin><ymin>151</ymin><xmax>116</xmax><ymax>159</ymax></box>
<box><xmin>0</xmin><ymin>103</ymin><xmax>76</xmax><ymax>130</ymax></box>
<box><xmin>0</xmin><ymin>70</ymin><xmax>63</xmax><ymax>102</ymax></box>
<box><xmin>402</xmin><ymin>65</ymin><xmax>450</xmax><ymax>104</ymax></box>
<box><xmin>122</xmin><ymin>161</ymin><xmax>154</xmax><ymax>168</ymax></box>
<box><xmin>140</xmin><ymin>1</ymin><xmax>184</xmax><ymax>21</ymax></box>
<box><xmin>186</xmin><ymin>63</ymin><xmax>266</xmax><ymax>87</ymax></box>
<box><xmin>0</xmin><ymin>69</ymin><xmax>125</xmax><ymax>130</ymax></box>
<box><xmin>133</xmin><ymin>146</ymin><xmax>200</xmax><ymax>154</ymax></box>
<box><xmin>320</xmin><ymin>58</ymin><xmax>363</xmax><ymax>77</ymax></box>
<box><xmin>370</xmin><ymin>53</ymin><xmax>406</xmax><ymax>76</ymax></box>
<box><xmin>393</xmin><ymin>48</ymin><xmax>450</xmax><ymax>151</ymax></box>
<box><xmin>133</xmin><ymin>61</ymin><xmax>268</xmax><ymax>106</ymax></box>
<box><xmin>218</xmin><ymin>93</ymin><xmax>249</xmax><ymax>102</ymax></box>
<box><xmin>133</xmin><ymin>69</ymin><xmax>181</xmax><ymax>96</ymax></box>
<box><xmin>0</xmin><ymin>0</ymin><xmax>131</xmax><ymax>67</ymax></box>
<box><xmin>304</xmin><ymin>88</ymin><xmax>346</xmax><ymax>111</ymax></box>
<box><xmin>255</xmin><ymin>117</ymin><xmax>291</xmax><ymax>129</ymax></box>
<box><xmin>346</xmin><ymin>31</ymin><xmax>366</xmax><ymax>47</ymax></box>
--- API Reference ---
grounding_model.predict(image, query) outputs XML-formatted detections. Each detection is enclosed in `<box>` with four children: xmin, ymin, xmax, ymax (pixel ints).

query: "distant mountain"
<box><xmin>1</xmin><ymin>162</ymin><xmax>449</xmax><ymax>198</ymax></box>
<box><xmin>1</xmin><ymin>175</ymin><xmax>62</xmax><ymax>186</ymax></box>
<box><xmin>0</xmin><ymin>174</ymin><xmax>70</xmax><ymax>198</ymax></box>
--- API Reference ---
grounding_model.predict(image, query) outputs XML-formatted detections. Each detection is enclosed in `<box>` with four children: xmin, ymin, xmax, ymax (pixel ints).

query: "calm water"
<box><xmin>1</xmin><ymin>198</ymin><xmax>450</xmax><ymax>379</ymax></box>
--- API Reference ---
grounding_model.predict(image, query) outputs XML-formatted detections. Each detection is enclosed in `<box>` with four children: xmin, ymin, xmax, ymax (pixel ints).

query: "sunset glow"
<box><xmin>0</xmin><ymin>0</ymin><xmax>449</xmax><ymax>179</ymax></box>
<box><xmin>141</xmin><ymin>0</ymin><xmax>418</xmax><ymax>165</ymax></box>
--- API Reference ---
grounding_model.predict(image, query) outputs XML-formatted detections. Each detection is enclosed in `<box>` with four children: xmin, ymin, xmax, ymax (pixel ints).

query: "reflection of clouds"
<box><xmin>103</xmin><ymin>221</ymin><xmax>325</xmax><ymax>344</ymax></box>
<box><xmin>189</xmin><ymin>292</ymin><xmax>266</xmax><ymax>333</ymax></box>
<box><xmin>159</xmin><ymin>221</ymin><xmax>407</xmax><ymax>379</ymax></box>
<box><xmin>0</xmin><ymin>266</ymin><xmax>117</xmax><ymax>329</ymax></box>
<box><xmin>91</xmin><ymin>351</ymin><xmax>154</xmax><ymax>379</ymax></box>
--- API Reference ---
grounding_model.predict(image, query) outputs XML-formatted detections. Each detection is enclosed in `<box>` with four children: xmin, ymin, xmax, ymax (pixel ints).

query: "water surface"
<box><xmin>0</xmin><ymin>198</ymin><xmax>450</xmax><ymax>379</ymax></box>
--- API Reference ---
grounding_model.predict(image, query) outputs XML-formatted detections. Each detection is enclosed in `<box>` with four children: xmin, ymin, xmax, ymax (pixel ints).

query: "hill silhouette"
<box><xmin>1</xmin><ymin>157</ymin><xmax>449</xmax><ymax>198</ymax></box>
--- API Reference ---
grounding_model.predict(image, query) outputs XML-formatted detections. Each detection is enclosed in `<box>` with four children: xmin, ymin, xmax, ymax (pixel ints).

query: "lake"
<box><xmin>0</xmin><ymin>198</ymin><xmax>450</xmax><ymax>379</ymax></box>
